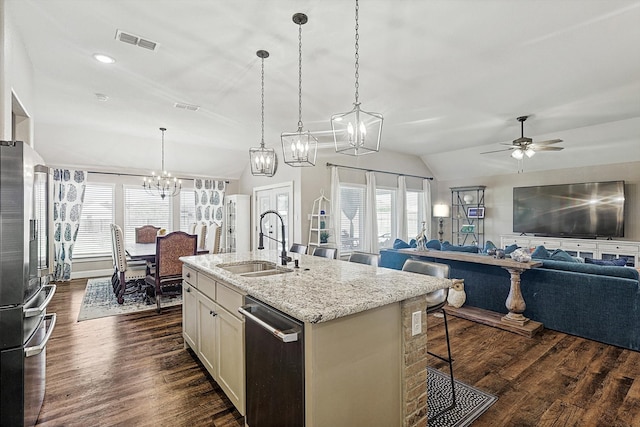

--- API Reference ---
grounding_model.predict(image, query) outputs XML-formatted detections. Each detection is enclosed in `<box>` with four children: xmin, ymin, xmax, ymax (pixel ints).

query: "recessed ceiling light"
<box><xmin>93</xmin><ymin>53</ymin><xmax>115</xmax><ymax>64</ymax></box>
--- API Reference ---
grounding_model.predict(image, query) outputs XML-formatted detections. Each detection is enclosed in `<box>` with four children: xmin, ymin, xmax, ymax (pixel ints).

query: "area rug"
<box><xmin>77</xmin><ymin>277</ymin><xmax>182</xmax><ymax>322</ymax></box>
<box><xmin>428</xmin><ymin>367</ymin><xmax>497</xmax><ymax>427</ymax></box>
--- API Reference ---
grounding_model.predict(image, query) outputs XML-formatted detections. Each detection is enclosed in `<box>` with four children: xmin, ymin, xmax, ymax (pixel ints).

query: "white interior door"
<box><xmin>253</xmin><ymin>182</ymin><xmax>293</xmax><ymax>252</ymax></box>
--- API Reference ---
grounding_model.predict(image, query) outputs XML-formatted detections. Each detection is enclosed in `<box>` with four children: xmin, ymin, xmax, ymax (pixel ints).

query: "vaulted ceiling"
<box><xmin>8</xmin><ymin>0</ymin><xmax>640</xmax><ymax>180</ymax></box>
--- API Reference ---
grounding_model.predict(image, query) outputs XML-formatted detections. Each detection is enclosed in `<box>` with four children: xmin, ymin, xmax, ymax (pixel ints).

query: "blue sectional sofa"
<box><xmin>380</xmin><ymin>248</ymin><xmax>640</xmax><ymax>351</ymax></box>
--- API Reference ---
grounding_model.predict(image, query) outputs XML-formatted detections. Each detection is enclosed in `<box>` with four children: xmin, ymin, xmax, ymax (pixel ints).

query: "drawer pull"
<box><xmin>186</xmin><ymin>287</ymin><xmax>191</xmax><ymax>293</ymax></box>
<box><xmin>186</xmin><ymin>272</ymin><xmax>191</xmax><ymax>278</ymax></box>
<box><xmin>210</xmin><ymin>310</ymin><xmax>217</xmax><ymax>317</ymax></box>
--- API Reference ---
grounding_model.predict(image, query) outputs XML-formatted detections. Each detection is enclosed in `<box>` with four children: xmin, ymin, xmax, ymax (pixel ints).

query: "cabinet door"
<box><xmin>182</xmin><ymin>284</ymin><xmax>198</xmax><ymax>350</ymax></box>
<box><xmin>217</xmin><ymin>308</ymin><xmax>245</xmax><ymax>415</ymax></box>
<box><xmin>197</xmin><ymin>295</ymin><xmax>218</xmax><ymax>378</ymax></box>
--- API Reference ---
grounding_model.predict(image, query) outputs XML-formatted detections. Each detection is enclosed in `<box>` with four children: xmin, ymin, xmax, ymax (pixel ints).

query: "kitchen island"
<box><xmin>180</xmin><ymin>250</ymin><xmax>451</xmax><ymax>427</ymax></box>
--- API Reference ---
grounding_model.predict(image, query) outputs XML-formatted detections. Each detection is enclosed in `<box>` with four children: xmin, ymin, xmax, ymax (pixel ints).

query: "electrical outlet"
<box><xmin>412</xmin><ymin>311</ymin><xmax>422</xmax><ymax>336</ymax></box>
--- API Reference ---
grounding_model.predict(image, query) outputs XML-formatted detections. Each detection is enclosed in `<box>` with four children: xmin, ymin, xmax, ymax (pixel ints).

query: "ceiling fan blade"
<box><xmin>480</xmin><ymin>147</ymin><xmax>514</xmax><ymax>154</ymax></box>
<box><xmin>533</xmin><ymin>146</ymin><xmax>564</xmax><ymax>151</ymax></box>
<box><xmin>534</xmin><ymin>138</ymin><xmax>563</xmax><ymax>145</ymax></box>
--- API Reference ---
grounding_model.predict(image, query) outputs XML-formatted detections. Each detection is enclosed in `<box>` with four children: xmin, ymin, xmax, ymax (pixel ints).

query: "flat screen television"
<box><xmin>513</xmin><ymin>181</ymin><xmax>625</xmax><ymax>238</ymax></box>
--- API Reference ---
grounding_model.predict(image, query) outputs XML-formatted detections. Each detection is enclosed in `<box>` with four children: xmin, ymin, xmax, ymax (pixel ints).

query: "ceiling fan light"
<box><xmin>525</xmin><ymin>147</ymin><xmax>536</xmax><ymax>158</ymax></box>
<box><xmin>511</xmin><ymin>149</ymin><xmax>524</xmax><ymax>160</ymax></box>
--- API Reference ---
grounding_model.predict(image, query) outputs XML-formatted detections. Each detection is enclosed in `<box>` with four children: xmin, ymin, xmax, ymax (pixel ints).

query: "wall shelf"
<box><xmin>308</xmin><ymin>193</ymin><xmax>333</xmax><ymax>253</ymax></box>
<box><xmin>450</xmin><ymin>186</ymin><xmax>485</xmax><ymax>248</ymax></box>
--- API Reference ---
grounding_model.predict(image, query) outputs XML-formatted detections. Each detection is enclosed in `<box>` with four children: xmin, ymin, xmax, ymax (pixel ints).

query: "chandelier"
<box><xmin>250</xmin><ymin>50</ymin><xmax>278</xmax><ymax>176</ymax></box>
<box><xmin>281</xmin><ymin>13</ymin><xmax>318</xmax><ymax>167</ymax></box>
<box><xmin>331</xmin><ymin>0</ymin><xmax>383</xmax><ymax>156</ymax></box>
<box><xmin>142</xmin><ymin>127</ymin><xmax>181</xmax><ymax>199</ymax></box>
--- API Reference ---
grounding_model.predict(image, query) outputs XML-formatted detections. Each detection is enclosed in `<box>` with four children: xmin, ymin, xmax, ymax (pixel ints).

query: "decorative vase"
<box><xmin>416</xmin><ymin>221</ymin><xmax>427</xmax><ymax>250</ymax></box>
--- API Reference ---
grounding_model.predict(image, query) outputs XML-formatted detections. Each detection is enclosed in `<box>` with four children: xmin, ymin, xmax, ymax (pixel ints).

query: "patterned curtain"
<box><xmin>53</xmin><ymin>169</ymin><xmax>87</xmax><ymax>281</ymax></box>
<box><xmin>194</xmin><ymin>179</ymin><xmax>226</xmax><ymax>226</ymax></box>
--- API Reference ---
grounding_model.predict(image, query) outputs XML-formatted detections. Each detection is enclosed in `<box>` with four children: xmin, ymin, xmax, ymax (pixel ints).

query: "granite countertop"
<box><xmin>180</xmin><ymin>250</ymin><xmax>452</xmax><ymax>324</ymax></box>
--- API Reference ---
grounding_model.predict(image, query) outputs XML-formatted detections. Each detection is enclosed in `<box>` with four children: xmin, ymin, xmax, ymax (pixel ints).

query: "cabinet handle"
<box><xmin>210</xmin><ymin>310</ymin><xmax>217</xmax><ymax>317</ymax></box>
<box><xmin>186</xmin><ymin>272</ymin><xmax>191</xmax><ymax>278</ymax></box>
<box><xmin>186</xmin><ymin>287</ymin><xmax>191</xmax><ymax>293</ymax></box>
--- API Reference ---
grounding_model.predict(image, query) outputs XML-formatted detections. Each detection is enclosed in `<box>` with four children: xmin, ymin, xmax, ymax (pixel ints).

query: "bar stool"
<box><xmin>289</xmin><ymin>243</ymin><xmax>308</xmax><ymax>255</ymax></box>
<box><xmin>312</xmin><ymin>247</ymin><xmax>337</xmax><ymax>259</ymax></box>
<box><xmin>401</xmin><ymin>259</ymin><xmax>455</xmax><ymax>421</ymax></box>
<box><xmin>347</xmin><ymin>251</ymin><xmax>379</xmax><ymax>266</ymax></box>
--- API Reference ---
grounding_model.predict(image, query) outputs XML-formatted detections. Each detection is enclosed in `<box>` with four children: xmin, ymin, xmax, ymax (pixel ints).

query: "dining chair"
<box><xmin>135</xmin><ymin>225</ymin><xmax>161</xmax><ymax>243</ymax></box>
<box><xmin>188</xmin><ymin>222</ymin><xmax>197</xmax><ymax>235</ymax></box>
<box><xmin>194</xmin><ymin>222</ymin><xmax>207</xmax><ymax>250</ymax></box>
<box><xmin>289</xmin><ymin>243</ymin><xmax>307</xmax><ymax>255</ymax></box>
<box><xmin>111</xmin><ymin>224</ymin><xmax>147</xmax><ymax>304</ymax></box>
<box><xmin>401</xmin><ymin>259</ymin><xmax>455</xmax><ymax>421</ymax></box>
<box><xmin>145</xmin><ymin>231</ymin><xmax>197</xmax><ymax>313</ymax></box>
<box><xmin>312</xmin><ymin>247</ymin><xmax>337</xmax><ymax>259</ymax></box>
<box><xmin>348</xmin><ymin>251</ymin><xmax>379</xmax><ymax>266</ymax></box>
<box><xmin>207</xmin><ymin>222</ymin><xmax>222</xmax><ymax>254</ymax></box>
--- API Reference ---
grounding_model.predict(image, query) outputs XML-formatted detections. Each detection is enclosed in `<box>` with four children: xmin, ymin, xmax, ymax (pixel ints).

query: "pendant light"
<box><xmin>249</xmin><ymin>50</ymin><xmax>278</xmax><ymax>177</ymax></box>
<box><xmin>331</xmin><ymin>0</ymin><xmax>383</xmax><ymax>156</ymax></box>
<box><xmin>281</xmin><ymin>13</ymin><xmax>318</xmax><ymax>167</ymax></box>
<box><xmin>142</xmin><ymin>127</ymin><xmax>182</xmax><ymax>199</ymax></box>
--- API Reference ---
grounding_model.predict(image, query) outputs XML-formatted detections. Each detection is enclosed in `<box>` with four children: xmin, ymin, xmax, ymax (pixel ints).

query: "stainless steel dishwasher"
<box><xmin>239</xmin><ymin>296</ymin><xmax>304</xmax><ymax>427</ymax></box>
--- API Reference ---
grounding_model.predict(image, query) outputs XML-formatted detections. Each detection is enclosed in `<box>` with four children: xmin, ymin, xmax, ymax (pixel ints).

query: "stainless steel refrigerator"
<box><xmin>1</xmin><ymin>140</ymin><xmax>57</xmax><ymax>426</ymax></box>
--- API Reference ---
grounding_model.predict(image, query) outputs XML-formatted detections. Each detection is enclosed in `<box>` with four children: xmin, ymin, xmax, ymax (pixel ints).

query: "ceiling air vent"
<box><xmin>115</xmin><ymin>29</ymin><xmax>159</xmax><ymax>52</ymax></box>
<box><xmin>174</xmin><ymin>102</ymin><xmax>200</xmax><ymax>112</ymax></box>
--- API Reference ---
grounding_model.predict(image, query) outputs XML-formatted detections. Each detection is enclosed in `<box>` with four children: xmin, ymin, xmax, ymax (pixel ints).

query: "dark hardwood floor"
<box><xmin>39</xmin><ymin>279</ymin><xmax>640</xmax><ymax>426</ymax></box>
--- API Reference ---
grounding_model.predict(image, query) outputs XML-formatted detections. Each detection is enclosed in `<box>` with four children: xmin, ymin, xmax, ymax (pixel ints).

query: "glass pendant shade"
<box><xmin>511</xmin><ymin>148</ymin><xmax>525</xmax><ymax>160</ymax></box>
<box><xmin>250</xmin><ymin>49</ymin><xmax>277</xmax><ymax>177</ymax></box>
<box><xmin>281</xmin><ymin>127</ymin><xmax>317</xmax><ymax>167</ymax></box>
<box><xmin>250</xmin><ymin>145</ymin><xmax>277</xmax><ymax>176</ymax></box>
<box><xmin>143</xmin><ymin>127</ymin><xmax>181</xmax><ymax>199</ymax></box>
<box><xmin>331</xmin><ymin>105</ymin><xmax>383</xmax><ymax>156</ymax></box>
<box><xmin>281</xmin><ymin>13</ymin><xmax>318</xmax><ymax>168</ymax></box>
<box><xmin>332</xmin><ymin>0</ymin><xmax>383</xmax><ymax>156</ymax></box>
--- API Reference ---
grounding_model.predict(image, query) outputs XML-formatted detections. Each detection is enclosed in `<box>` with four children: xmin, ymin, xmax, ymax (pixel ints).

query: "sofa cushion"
<box><xmin>585</xmin><ymin>257</ymin><xmax>628</xmax><ymax>266</ymax></box>
<box><xmin>441</xmin><ymin>242</ymin><xmax>479</xmax><ymax>253</ymax></box>
<box><xmin>531</xmin><ymin>245</ymin><xmax>550</xmax><ymax>259</ymax></box>
<box><xmin>504</xmin><ymin>243</ymin><xmax>519</xmax><ymax>254</ymax></box>
<box><xmin>539</xmin><ymin>259</ymin><xmax>639</xmax><ymax>280</ymax></box>
<box><xmin>408</xmin><ymin>239</ymin><xmax>418</xmax><ymax>248</ymax></box>
<box><xmin>484</xmin><ymin>240</ymin><xmax>497</xmax><ymax>254</ymax></box>
<box><xmin>393</xmin><ymin>239</ymin><xmax>411</xmax><ymax>249</ymax></box>
<box><xmin>426</xmin><ymin>239</ymin><xmax>442</xmax><ymax>250</ymax></box>
<box><xmin>549</xmin><ymin>249</ymin><xmax>578</xmax><ymax>263</ymax></box>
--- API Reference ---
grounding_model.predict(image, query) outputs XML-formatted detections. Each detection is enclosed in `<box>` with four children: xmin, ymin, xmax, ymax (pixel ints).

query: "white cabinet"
<box><xmin>500</xmin><ymin>235</ymin><xmax>640</xmax><ymax>266</ymax></box>
<box><xmin>182</xmin><ymin>266</ymin><xmax>246</xmax><ymax>415</ymax></box>
<box><xmin>197</xmin><ymin>295</ymin><xmax>218</xmax><ymax>376</ymax></box>
<box><xmin>224</xmin><ymin>194</ymin><xmax>250</xmax><ymax>253</ymax></box>
<box><xmin>182</xmin><ymin>267</ymin><xmax>198</xmax><ymax>350</ymax></box>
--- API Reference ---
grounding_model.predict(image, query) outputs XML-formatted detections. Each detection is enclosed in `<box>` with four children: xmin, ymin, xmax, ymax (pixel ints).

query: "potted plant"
<box><xmin>320</xmin><ymin>230</ymin><xmax>330</xmax><ymax>244</ymax></box>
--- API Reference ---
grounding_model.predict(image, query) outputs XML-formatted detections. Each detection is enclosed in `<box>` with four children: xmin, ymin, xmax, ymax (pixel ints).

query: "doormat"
<box><xmin>77</xmin><ymin>277</ymin><xmax>181</xmax><ymax>322</ymax></box>
<box><xmin>428</xmin><ymin>367</ymin><xmax>497</xmax><ymax>426</ymax></box>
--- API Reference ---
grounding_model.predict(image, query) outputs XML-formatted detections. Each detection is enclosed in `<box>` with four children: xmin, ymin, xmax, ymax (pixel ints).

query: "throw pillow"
<box><xmin>531</xmin><ymin>245</ymin><xmax>550</xmax><ymax>259</ymax></box>
<box><xmin>392</xmin><ymin>239</ymin><xmax>411</xmax><ymax>249</ymax></box>
<box><xmin>484</xmin><ymin>240</ymin><xmax>497</xmax><ymax>254</ymax></box>
<box><xmin>441</xmin><ymin>242</ymin><xmax>479</xmax><ymax>253</ymax></box>
<box><xmin>504</xmin><ymin>243</ymin><xmax>519</xmax><ymax>255</ymax></box>
<box><xmin>550</xmin><ymin>249</ymin><xmax>578</xmax><ymax>263</ymax></box>
<box><xmin>584</xmin><ymin>257</ymin><xmax>628</xmax><ymax>266</ymax></box>
<box><xmin>426</xmin><ymin>239</ymin><xmax>442</xmax><ymax>250</ymax></box>
<box><xmin>409</xmin><ymin>239</ymin><xmax>417</xmax><ymax>248</ymax></box>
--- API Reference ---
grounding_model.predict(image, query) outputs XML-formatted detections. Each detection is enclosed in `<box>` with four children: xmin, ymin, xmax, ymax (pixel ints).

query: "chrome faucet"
<box><xmin>258</xmin><ymin>210</ymin><xmax>291</xmax><ymax>266</ymax></box>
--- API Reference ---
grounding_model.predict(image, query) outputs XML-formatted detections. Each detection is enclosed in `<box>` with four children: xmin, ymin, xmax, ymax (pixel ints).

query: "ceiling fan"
<box><xmin>481</xmin><ymin>116</ymin><xmax>564</xmax><ymax>159</ymax></box>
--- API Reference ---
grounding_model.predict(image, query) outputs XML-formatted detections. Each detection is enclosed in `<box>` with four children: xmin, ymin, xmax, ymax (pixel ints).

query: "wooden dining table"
<box><xmin>126</xmin><ymin>242</ymin><xmax>209</xmax><ymax>262</ymax></box>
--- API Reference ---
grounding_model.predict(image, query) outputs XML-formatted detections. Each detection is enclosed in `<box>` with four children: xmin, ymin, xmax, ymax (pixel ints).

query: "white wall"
<box><xmin>435</xmin><ymin>160</ymin><xmax>640</xmax><ymax>244</ymax></box>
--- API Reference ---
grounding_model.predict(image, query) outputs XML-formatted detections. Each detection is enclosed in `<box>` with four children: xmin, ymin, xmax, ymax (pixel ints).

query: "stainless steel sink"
<box><xmin>217</xmin><ymin>261</ymin><xmax>292</xmax><ymax>277</ymax></box>
<box><xmin>240</xmin><ymin>269</ymin><xmax>293</xmax><ymax>278</ymax></box>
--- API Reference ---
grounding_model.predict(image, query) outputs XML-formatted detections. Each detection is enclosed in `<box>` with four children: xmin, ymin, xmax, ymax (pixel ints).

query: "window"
<box><xmin>124</xmin><ymin>186</ymin><xmax>171</xmax><ymax>244</ymax></box>
<box><xmin>179</xmin><ymin>188</ymin><xmax>196</xmax><ymax>232</ymax></box>
<box><xmin>339</xmin><ymin>185</ymin><xmax>365</xmax><ymax>253</ymax></box>
<box><xmin>74</xmin><ymin>183</ymin><xmax>114</xmax><ymax>257</ymax></box>
<box><xmin>376</xmin><ymin>188</ymin><xmax>396</xmax><ymax>249</ymax></box>
<box><xmin>406</xmin><ymin>190</ymin><xmax>424</xmax><ymax>240</ymax></box>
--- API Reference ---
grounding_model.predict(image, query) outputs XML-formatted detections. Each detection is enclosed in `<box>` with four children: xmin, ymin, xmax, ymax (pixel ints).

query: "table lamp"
<box><xmin>433</xmin><ymin>204</ymin><xmax>450</xmax><ymax>243</ymax></box>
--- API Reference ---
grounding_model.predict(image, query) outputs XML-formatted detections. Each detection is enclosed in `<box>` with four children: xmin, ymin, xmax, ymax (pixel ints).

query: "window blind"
<box><xmin>124</xmin><ymin>186</ymin><xmax>171</xmax><ymax>244</ymax></box>
<box><xmin>406</xmin><ymin>190</ymin><xmax>424</xmax><ymax>240</ymax></box>
<box><xmin>74</xmin><ymin>183</ymin><xmax>115</xmax><ymax>257</ymax></box>
<box><xmin>376</xmin><ymin>188</ymin><xmax>396</xmax><ymax>249</ymax></box>
<box><xmin>339</xmin><ymin>185</ymin><xmax>365</xmax><ymax>253</ymax></box>
<box><xmin>179</xmin><ymin>188</ymin><xmax>196</xmax><ymax>232</ymax></box>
